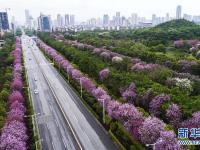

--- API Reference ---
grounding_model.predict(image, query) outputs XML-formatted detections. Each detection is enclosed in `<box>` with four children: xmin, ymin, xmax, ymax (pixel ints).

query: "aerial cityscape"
<box><xmin>0</xmin><ymin>0</ymin><xmax>200</xmax><ymax>150</ymax></box>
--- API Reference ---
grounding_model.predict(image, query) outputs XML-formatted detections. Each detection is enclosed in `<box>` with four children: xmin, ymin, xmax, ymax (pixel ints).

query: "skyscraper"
<box><xmin>183</xmin><ymin>14</ymin><xmax>192</xmax><ymax>21</ymax></box>
<box><xmin>0</xmin><ymin>12</ymin><xmax>9</xmax><ymax>30</ymax></box>
<box><xmin>193</xmin><ymin>16</ymin><xmax>200</xmax><ymax>24</ymax></box>
<box><xmin>25</xmin><ymin>9</ymin><xmax>31</xmax><ymax>27</ymax></box>
<box><xmin>116</xmin><ymin>12</ymin><xmax>121</xmax><ymax>26</ymax></box>
<box><xmin>103</xmin><ymin>14</ymin><xmax>109</xmax><ymax>26</ymax></box>
<box><xmin>176</xmin><ymin>5</ymin><xmax>182</xmax><ymax>19</ymax></box>
<box><xmin>11</xmin><ymin>16</ymin><xmax>16</xmax><ymax>31</ymax></box>
<box><xmin>131</xmin><ymin>13</ymin><xmax>138</xmax><ymax>25</ymax></box>
<box><xmin>65</xmin><ymin>14</ymin><xmax>70</xmax><ymax>26</ymax></box>
<box><xmin>152</xmin><ymin>14</ymin><xmax>157</xmax><ymax>25</ymax></box>
<box><xmin>57</xmin><ymin>14</ymin><xmax>63</xmax><ymax>27</ymax></box>
<box><xmin>165</xmin><ymin>13</ymin><xmax>170</xmax><ymax>22</ymax></box>
<box><xmin>70</xmin><ymin>15</ymin><xmax>75</xmax><ymax>26</ymax></box>
<box><xmin>33</xmin><ymin>19</ymin><xmax>38</xmax><ymax>30</ymax></box>
<box><xmin>38</xmin><ymin>14</ymin><xmax>51</xmax><ymax>32</ymax></box>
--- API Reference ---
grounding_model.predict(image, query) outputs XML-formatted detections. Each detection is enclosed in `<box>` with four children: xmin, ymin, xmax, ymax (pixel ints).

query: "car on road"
<box><xmin>34</xmin><ymin>89</ymin><xmax>39</xmax><ymax>94</ymax></box>
<box><xmin>34</xmin><ymin>77</ymin><xmax>37</xmax><ymax>81</ymax></box>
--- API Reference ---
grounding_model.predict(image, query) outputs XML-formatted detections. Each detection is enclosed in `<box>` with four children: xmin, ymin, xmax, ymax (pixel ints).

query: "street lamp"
<box><xmin>67</xmin><ymin>67</ymin><xmax>70</xmax><ymax>82</ymax></box>
<box><xmin>24</xmin><ymin>113</ymin><xmax>41</xmax><ymax>118</ymax></box>
<box><xmin>79</xmin><ymin>78</ymin><xmax>82</xmax><ymax>98</ymax></box>
<box><xmin>146</xmin><ymin>138</ymin><xmax>163</xmax><ymax>150</ymax></box>
<box><xmin>98</xmin><ymin>98</ymin><xmax>106</xmax><ymax>124</ymax></box>
<box><xmin>58</xmin><ymin>62</ymin><xmax>61</xmax><ymax>72</ymax></box>
<box><xmin>76</xmin><ymin>77</ymin><xmax>83</xmax><ymax>98</ymax></box>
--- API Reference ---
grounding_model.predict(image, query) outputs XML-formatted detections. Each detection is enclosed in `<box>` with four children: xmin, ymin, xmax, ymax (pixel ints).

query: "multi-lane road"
<box><xmin>22</xmin><ymin>35</ymin><xmax>117</xmax><ymax>150</ymax></box>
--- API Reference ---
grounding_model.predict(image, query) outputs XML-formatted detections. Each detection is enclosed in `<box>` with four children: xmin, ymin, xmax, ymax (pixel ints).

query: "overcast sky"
<box><xmin>0</xmin><ymin>0</ymin><xmax>199</xmax><ymax>24</ymax></box>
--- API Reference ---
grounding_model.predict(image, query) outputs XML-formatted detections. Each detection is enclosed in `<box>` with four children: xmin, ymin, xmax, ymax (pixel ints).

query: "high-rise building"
<box><xmin>57</xmin><ymin>14</ymin><xmax>63</xmax><ymax>27</ymax></box>
<box><xmin>165</xmin><ymin>13</ymin><xmax>170</xmax><ymax>22</ymax></box>
<box><xmin>131</xmin><ymin>13</ymin><xmax>138</xmax><ymax>25</ymax></box>
<box><xmin>65</xmin><ymin>14</ymin><xmax>70</xmax><ymax>26</ymax></box>
<box><xmin>0</xmin><ymin>12</ymin><xmax>9</xmax><ymax>30</ymax></box>
<box><xmin>121</xmin><ymin>16</ymin><xmax>128</xmax><ymax>26</ymax></box>
<box><xmin>11</xmin><ymin>16</ymin><xmax>16</xmax><ymax>31</ymax></box>
<box><xmin>183</xmin><ymin>14</ymin><xmax>192</xmax><ymax>21</ymax></box>
<box><xmin>152</xmin><ymin>14</ymin><xmax>157</xmax><ymax>25</ymax></box>
<box><xmin>116</xmin><ymin>12</ymin><xmax>121</xmax><ymax>26</ymax></box>
<box><xmin>33</xmin><ymin>19</ymin><xmax>38</xmax><ymax>30</ymax></box>
<box><xmin>193</xmin><ymin>16</ymin><xmax>200</xmax><ymax>24</ymax></box>
<box><xmin>176</xmin><ymin>5</ymin><xmax>182</xmax><ymax>19</ymax></box>
<box><xmin>25</xmin><ymin>9</ymin><xmax>31</xmax><ymax>27</ymax></box>
<box><xmin>38</xmin><ymin>14</ymin><xmax>51</xmax><ymax>32</ymax></box>
<box><xmin>103</xmin><ymin>14</ymin><xmax>109</xmax><ymax>26</ymax></box>
<box><xmin>70</xmin><ymin>15</ymin><xmax>75</xmax><ymax>26</ymax></box>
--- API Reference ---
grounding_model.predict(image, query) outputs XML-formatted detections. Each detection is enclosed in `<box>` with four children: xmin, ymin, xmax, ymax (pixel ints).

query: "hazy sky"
<box><xmin>0</xmin><ymin>0</ymin><xmax>199</xmax><ymax>23</ymax></box>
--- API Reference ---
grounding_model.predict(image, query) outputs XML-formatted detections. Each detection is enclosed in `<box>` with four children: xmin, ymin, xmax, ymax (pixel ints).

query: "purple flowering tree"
<box><xmin>121</xmin><ymin>82</ymin><xmax>137</xmax><ymax>103</ymax></box>
<box><xmin>155</xmin><ymin>131</ymin><xmax>182</xmax><ymax>150</ymax></box>
<box><xmin>132</xmin><ymin>62</ymin><xmax>158</xmax><ymax>72</ymax></box>
<box><xmin>166</xmin><ymin>104</ymin><xmax>182</xmax><ymax>128</ymax></box>
<box><xmin>173</xmin><ymin>40</ymin><xmax>184</xmax><ymax>48</ymax></box>
<box><xmin>149</xmin><ymin>94</ymin><xmax>170</xmax><ymax>116</ymax></box>
<box><xmin>178</xmin><ymin>60</ymin><xmax>198</xmax><ymax>73</ymax></box>
<box><xmin>80</xmin><ymin>77</ymin><xmax>96</xmax><ymax>94</ymax></box>
<box><xmin>138</xmin><ymin>117</ymin><xmax>165</xmax><ymax>144</ymax></box>
<box><xmin>99</xmin><ymin>68</ymin><xmax>110</xmax><ymax>81</ymax></box>
<box><xmin>187</xmin><ymin>39</ymin><xmax>199</xmax><ymax>46</ymax></box>
<box><xmin>11</xmin><ymin>79</ymin><xmax>23</xmax><ymax>91</ymax></box>
<box><xmin>0</xmin><ymin>37</ymin><xmax>28</xmax><ymax>149</ymax></box>
<box><xmin>9</xmin><ymin>91</ymin><xmax>24</xmax><ymax>104</ymax></box>
<box><xmin>181</xmin><ymin>111</ymin><xmax>200</xmax><ymax>128</ymax></box>
<box><xmin>100</xmin><ymin>52</ymin><xmax>111</xmax><ymax>60</ymax></box>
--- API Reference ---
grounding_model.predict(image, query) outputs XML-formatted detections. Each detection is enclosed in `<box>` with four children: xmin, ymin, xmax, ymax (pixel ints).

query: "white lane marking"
<box><xmin>49</xmin><ymin>105</ymin><xmax>53</xmax><ymax>111</ymax></box>
<box><xmin>62</xmin><ymin>138</ymin><xmax>67</xmax><ymax>148</ymax></box>
<box><xmin>46</xmin><ymin>124</ymin><xmax>50</xmax><ymax>131</ymax></box>
<box><xmin>55</xmin><ymin>119</ymin><xmax>59</xmax><ymax>128</ymax></box>
<box><xmin>52</xmin><ymin>142</ymin><xmax>56</xmax><ymax>150</ymax></box>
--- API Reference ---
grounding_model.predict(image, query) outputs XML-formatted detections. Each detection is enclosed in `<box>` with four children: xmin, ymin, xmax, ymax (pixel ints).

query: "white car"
<box><xmin>34</xmin><ymin>89</ymin><xmax>39</xmax><ymax>94</ymax></box>
<box><xmin>34</xmin><ymin>77</ymin><xmax>37</xmax><ymax>81</ymax></box>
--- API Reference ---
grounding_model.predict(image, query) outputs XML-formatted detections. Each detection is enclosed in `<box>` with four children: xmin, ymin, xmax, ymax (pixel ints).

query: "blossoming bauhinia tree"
<box><xmin>166</xmin><ymin>103</ymin><xmax>182</xmax><ymax>128</ymax></box>
<box><xmin>121</xmin><ymin>82</ymin><xmax>137</xmax><ymax>103</ymax></box>
<box><xmin>0</xmin><ymin>37</ymin><xmax>28</xmax><ymax>150</ymax></box>
<box><xmin>155</xmin><ymin>131</ymin><xmax>182</xmax><ymax>150</ymax></box>
<box><xmin>138</xmin><ymin>117</ymin><xmax>165</xmax><ymax>144</ymax></box>
<box><xmin>99</xmin><ymin>68</ymin><xmax>110</xmax><ymax>81</ymax></box>
<box><xmin>149</xmin><ymin>94</ymin><xmax>170</xmax><ymax>116</ymax></box>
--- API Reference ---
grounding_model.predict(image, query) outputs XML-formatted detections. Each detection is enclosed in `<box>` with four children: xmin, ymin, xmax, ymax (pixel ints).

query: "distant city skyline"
<box><xmin>0</xmin><ymin>0</ymin><xmax>200</xmax><ymax>24</ymax></box>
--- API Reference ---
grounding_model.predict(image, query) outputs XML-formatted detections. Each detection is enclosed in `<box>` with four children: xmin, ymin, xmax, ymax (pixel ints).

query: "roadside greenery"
<box><xmin>24</xmin><ymin>29</ymin><xmax>34</xmax><ymax>36</ymax></box>
<box><xmin>0</xmin><ymin>33</ymin><xmax>14</xmax><ymax>129</ymax></box>
<box><xmin>16</xmin><ymin>28</ymin><xmax>22</xmax><ymax>36</ymax></box>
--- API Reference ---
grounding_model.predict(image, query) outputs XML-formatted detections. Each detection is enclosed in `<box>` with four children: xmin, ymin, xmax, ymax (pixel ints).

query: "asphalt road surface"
<box><xmin>22</xmin><ymin>35</ymin><xmax>117</xmax><ymax>150</ymax></box>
